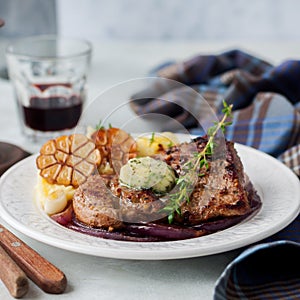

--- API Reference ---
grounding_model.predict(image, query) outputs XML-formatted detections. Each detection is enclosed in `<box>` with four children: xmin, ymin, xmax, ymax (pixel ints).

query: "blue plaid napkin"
<box><xmin>131</xmin><ymin>49</ymin><xmax>300</xmax><ymax>173</ymax></box>
<box><xmin>130</xmin><ymin>49</ymin><xmax>300</xmax><ymax>299</ymax></box>
<box><xmin>214</xmin><ymin>241</ymin><xmax>300</xmax><ymax>299</ymax></box>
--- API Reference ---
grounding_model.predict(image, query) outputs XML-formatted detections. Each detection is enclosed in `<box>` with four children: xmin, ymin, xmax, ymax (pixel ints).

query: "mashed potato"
<box><xmin>35</xmin><ymin>174</ymin><xmax>75</xmax><ymax>215</ymax></box>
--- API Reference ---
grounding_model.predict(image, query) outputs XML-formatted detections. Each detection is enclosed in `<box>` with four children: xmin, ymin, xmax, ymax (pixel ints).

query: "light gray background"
<box><xmin>1</xmin><ymin>0</ymin><xmax>299</xmax><ymax>41</ymax></box>
<box><xmin>57</xmin><ymin>0</ymin><xmax>300</xmax><ymax>41</ymax></box>
<box><xmin>1</xmin><ymin>0</ymin><xmax>299</xmax><ymax>73</ymax></box>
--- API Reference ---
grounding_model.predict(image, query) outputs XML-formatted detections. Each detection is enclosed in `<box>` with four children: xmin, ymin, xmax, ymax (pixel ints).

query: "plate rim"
<box><xmin>0</xmin><ymin>143</ymin><xmax>299</xmax><ymax>260</ymax></box>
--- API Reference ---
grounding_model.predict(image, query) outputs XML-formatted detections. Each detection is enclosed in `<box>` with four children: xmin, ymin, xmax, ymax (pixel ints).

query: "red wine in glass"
<box><xmin>22</xmin><ymin>83</ymin><xmax>83</xmax><ymax>132</ymax></box>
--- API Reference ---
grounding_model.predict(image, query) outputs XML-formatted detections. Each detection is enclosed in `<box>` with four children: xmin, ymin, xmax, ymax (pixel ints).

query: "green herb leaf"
<box><xmin>95</xmin><ymin>120</ymin><xmax>105</xmax><ymax>130</ymax></box>
<box><xmin>167</xmin><ymin>141</ymin><xmax>174</xmax><ymax>148</ymax></box>
<box><xmin>149</xmin><ymin>132</ymin><xmax>155</xmax><ymax>145</ymax></box>
<box><xmin>163</xmin><ymin>100</ymin><xmax>233</xmax><ymax>223</ymax></box>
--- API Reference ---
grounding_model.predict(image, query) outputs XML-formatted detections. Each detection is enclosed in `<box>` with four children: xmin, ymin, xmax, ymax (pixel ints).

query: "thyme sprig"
<box><xmin>149</xmin><ymin>132</ymin><xmax>155</xmax><ymax>144</ymax></box>
<box><xmin>95</xmin><ymin>120</ymin><xmax>113</xmax><ymax>130</ymax></box>
<box><xmin>162</xmin><ymin>100</ymin><xmax>233</xmax><ymax>224</ymax></box>
<box><xmin>95</xmin><ymin>120</ymin><xmax>105</xmax><ymax>130</ymax></box>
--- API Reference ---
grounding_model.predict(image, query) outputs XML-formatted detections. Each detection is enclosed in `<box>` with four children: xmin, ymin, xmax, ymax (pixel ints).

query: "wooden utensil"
<box><xmin>0</xmin><ymin>18</ymin><xmax>65</xmax><ymax>296</ymax></box>
<box><xmin>0</xmin><ymin>245</ymin><xmax>29</xmax><ymax>298</ymax></box>
<box><xmin>0</xmin><ymin>225</ymin><xmax>67</xmax><ymax>294</ymax></box>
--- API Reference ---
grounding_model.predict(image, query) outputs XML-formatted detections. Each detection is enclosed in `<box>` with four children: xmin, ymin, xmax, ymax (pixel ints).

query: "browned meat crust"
<box><xmin>164</xmin><ymin>137</ymin><xmax>251</xmax><ymax>225</ymax></box>
<box><xmin>72</xmin><ymin>175</ymin><xmax>123</xmax><ymax>229</ymax></box>
<box><xmin>110</xmin><ymin>177</ymin><xmax>165</xmax><ymax>223</ymax></box>
<box><xmin>72</xmin><ymin>137</ymin><xmax>260</xmax><ymax>230</ymax></box>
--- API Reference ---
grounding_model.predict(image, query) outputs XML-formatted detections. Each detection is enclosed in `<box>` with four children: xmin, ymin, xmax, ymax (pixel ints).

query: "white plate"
<box><xmin>0</xmin><ymin>144</ymin><xmax>299</xmax><ymax>260</ymax></box>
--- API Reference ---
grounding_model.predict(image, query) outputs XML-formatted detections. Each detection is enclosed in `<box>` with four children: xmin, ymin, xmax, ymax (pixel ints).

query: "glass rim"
<box><xmin>5</xmin><ymin>34</ymin><xmax>92</xmax><ymax>60</ymax></box>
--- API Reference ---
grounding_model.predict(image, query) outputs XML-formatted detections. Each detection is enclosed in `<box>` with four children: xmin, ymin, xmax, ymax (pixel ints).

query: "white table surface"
<box><xmin>1</xmin><ymin>40</ymin><xmax>300</xmax><ymax>300</ymax></box>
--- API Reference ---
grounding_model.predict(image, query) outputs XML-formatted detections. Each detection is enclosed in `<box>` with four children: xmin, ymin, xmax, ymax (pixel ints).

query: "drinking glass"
<box><xmin>6</xmin><ymin>35</ymin><xmax>92</xmax><ymax>143</ymax></box>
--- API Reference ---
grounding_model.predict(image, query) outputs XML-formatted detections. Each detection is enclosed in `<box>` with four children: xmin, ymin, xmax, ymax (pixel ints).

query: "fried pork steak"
<box><xmin>73</xmin><ymin>175</ymin><xmax>123</xmax><ymax>229</ymax></box>
<box><xmin>72</xmin><ymin>137</ymin><xmax>260</xmax><ymax>228</ymax></box>
<box><xmin>164</xmin><ymin>137</ymin><xmax>252</xmax><ymax>225</ymax></box>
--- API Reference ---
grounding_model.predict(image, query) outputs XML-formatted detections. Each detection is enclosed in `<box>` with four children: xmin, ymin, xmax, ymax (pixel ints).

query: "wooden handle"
<box><xmin>0</xmin><ymin>225</ymin><xmax>67</xmax><ymax>294</ymax></box>
<box><xmin>0</xmin><ymin>245</ymin><xmax>28</xmax><ymax>298</ymax></box>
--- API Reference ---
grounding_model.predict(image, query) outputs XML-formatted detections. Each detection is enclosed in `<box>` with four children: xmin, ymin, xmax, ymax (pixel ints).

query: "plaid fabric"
<box><xmin>130</xmin><ymin>49</ymin><xmax>300</xmax><ymax>300</ymax></box>
<box><xmin>130</xmin><ymin>49</ymin><xmax>300</xmax><ymax>174</ymax></box>
<box><xmin>214</xmin><ymin>241</ymin><xmax>300</xmax><ymax>300</ymax></box>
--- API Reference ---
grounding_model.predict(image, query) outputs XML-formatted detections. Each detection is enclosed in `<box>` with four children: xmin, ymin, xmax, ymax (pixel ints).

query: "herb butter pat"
<box><xmin>119</xmin><ymin>157</ymin><xmax>176</xmax><ymax>194</ymax></box>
